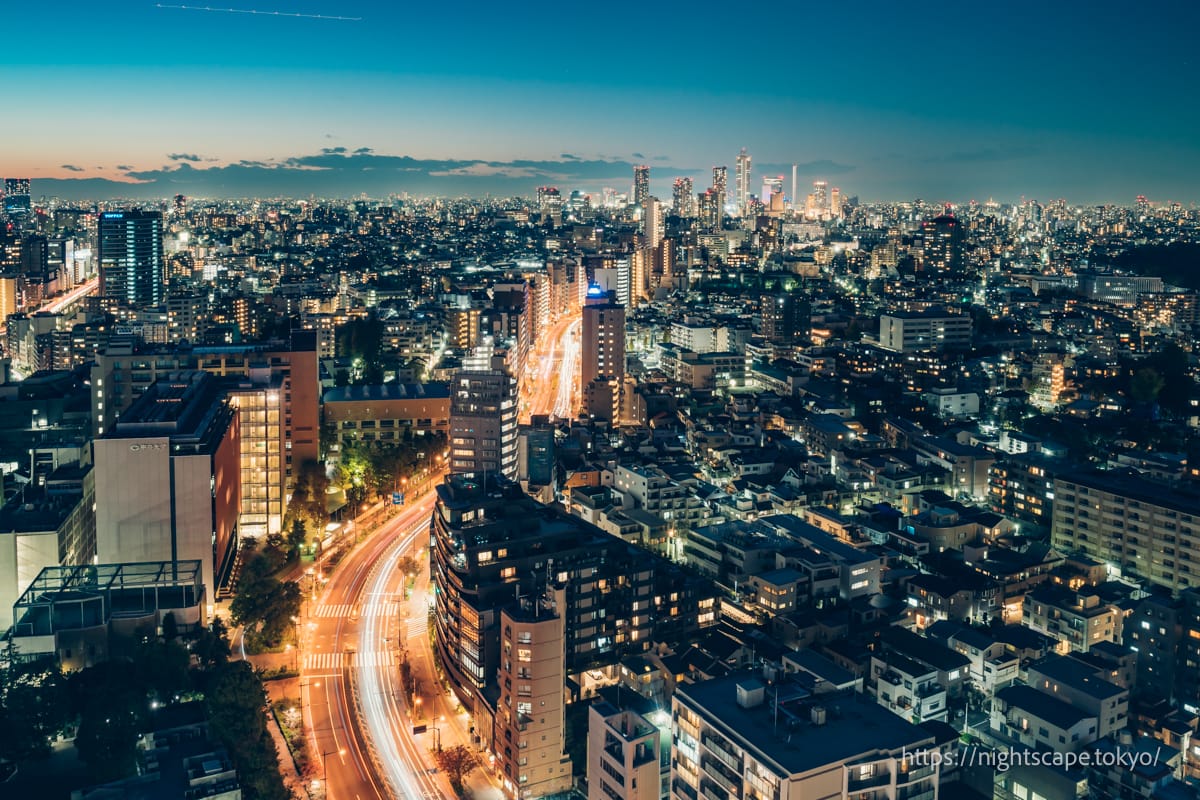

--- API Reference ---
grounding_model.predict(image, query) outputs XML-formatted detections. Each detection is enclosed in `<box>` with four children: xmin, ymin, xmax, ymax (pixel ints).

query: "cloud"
<box><xmin>653</xmin><ymin>155</ymin><xmax>671</xmax><ymax>162</ymax></box>
<box><xmin>37</xmin><ymin>149</ymin><xmax>646</xmax><ymax>199</ymax></box>
<box><xmin>560</xmin><ymin>153</ymin><xmax>579</xmax><ymax>160</ymax></box>
<box><xmin>922</xmin><ymin>146</ymin><xmax>1039</xmax><ymax>164</ymax></box>
<box><xmin>631</xmin><ymin>152</ymin><xmax>645</xmax><ymax>159</ymax></box>
<box><xmin>61</xmin><ymin>164</ymin><xmax>84</xmax><ymax>172</ymax></box>
<box><xmin>117</xmin><ymin>165</ymin><xmax>134</xmax><ymax>171</ymax></box>
<box><xmin>167</xmin><ymin>153</ymin><xmax>204</xmax><ymax>162</ymax></box>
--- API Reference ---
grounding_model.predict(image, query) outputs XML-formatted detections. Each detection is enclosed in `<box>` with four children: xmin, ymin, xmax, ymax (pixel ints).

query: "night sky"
<box><xmin>7</xmin><ymin>0</ymin><xmax>1199</xmax><ymax>203</ymax></box>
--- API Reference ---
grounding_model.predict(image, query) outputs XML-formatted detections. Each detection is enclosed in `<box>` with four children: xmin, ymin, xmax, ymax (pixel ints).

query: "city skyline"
<box><xmin>5</xmin><ymin>1</ymin><xmax>1200</xmax><ymax>203</ymax></box>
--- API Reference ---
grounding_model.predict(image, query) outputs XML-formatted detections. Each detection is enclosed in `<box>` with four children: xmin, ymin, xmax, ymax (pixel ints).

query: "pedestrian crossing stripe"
<box><xmin>302</xmin><ymin>651</ymin><xmax>400</xmax><ymax>670</ymax></box>
<box><xmin>406</xmin><ymin>619</ymin><xmax>428</xmax><ymax>639</ymax></box>
<box><xmin>311</xmin><ymin>602</ymin><xmax>399</xmax><ymax>619</ymax></box>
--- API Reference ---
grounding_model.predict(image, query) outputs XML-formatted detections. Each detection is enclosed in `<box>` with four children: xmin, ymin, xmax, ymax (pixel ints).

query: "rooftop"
<box><xmin>676</xmin><ymin>673</ymin><xmax>934</xmax><ymax>776</ymax></box>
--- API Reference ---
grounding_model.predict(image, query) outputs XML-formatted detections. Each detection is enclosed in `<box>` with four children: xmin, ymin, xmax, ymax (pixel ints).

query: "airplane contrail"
<box><xmin>155</xmin><ymin>4</ymin><xmax>362</xmax><ymax>21</ymax></box>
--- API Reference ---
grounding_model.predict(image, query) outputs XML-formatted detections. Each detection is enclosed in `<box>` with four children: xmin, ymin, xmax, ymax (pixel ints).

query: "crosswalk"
<box><xmin>303</xmin><ymin>651</ymin><xmax>401</xmax><ymax>670</ymax></box>
<box><xmin>406</xmin><ymin>615</ymin><xmax>428</xmax><ymax>641</ymax></box>
<box><xmin>312</xmin><ymin>602</ymin><xmax>400</xmax><ymax>619</ymax></box>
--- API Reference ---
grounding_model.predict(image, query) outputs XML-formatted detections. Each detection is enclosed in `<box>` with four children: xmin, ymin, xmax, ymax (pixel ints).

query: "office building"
<box><xmin>920</xmin><ymin>215</ymin><xmax>965</xmax><ymax>274</ymax></box>
<box><xmin>223</xmin><ymin>372</ymin><xmax>286</xmax><ymax>537</ymax></box>
<box><xmin>878</xmin><ymin>309</ymin><xmax>972</xmax><ymax>353</ymax></box>
<box><xmin>449</xmin><ymin>368</ymin><xmax>518</xmax><ymax>479</ymax></box>
<box><xmin>671</xmin><ymin>674</ymin><xmax>940</xmax><ymax>800</ymax></box>
<box><xmin>89</xmin><ymin>332</ymin><xmax>319</xmax><ymax>483</ymax></box>
<box><xmin>633</xmin><ymin>165</ymin><xmax>650</xmax><ymax>206</ymax></box>
<box><xmin>493</xmin><ymin>591</ymin><xmax>573</xmax><ymax>800</ymax></box>
<box><xmin>3</xmin><ymin>178</ymin><xmax>31</xmax><ymax>221</ymax></box>
<box><xmin>581</xmin><ymin>287</ymin><xmax>625</xmax><ymax>420</ymax></box>
<box><xmin>93</xmin><ymin>371</ymin><xmax>241</xmax><ymax>611</ymax></box>
<box><xmin>98</xmin><ymin>210</ymin><xmax>164</xmax><ymax>307</ymax></box>
<box><xmin>1051</xmin><ymin>470</ymin><xmax>1200</xmax><ymax>593</ymax></box>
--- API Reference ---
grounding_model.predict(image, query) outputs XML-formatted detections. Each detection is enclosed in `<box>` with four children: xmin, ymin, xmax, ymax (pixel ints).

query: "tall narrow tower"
<box><xmin>734</xmin><ymin>148</ymin><xmax>752</xmax><ymax>216</ymax></box>
<box><xmin>633</xmin><ymin>165</ymin><xmax>650</xmax><ymax>205</ymax></box>
<box><xmin>581</xmin><ymin>286</ymin><xmax>625</xmax><ymax>421</ymax></box>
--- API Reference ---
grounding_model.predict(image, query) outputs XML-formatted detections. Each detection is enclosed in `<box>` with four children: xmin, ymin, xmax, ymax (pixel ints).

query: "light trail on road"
<box><xmin>552</xmin><ymin>318</ymin><xmax>581</xmax><ymax>420</ymax></box>
<box><xmin>356</xmin><ymin>515</ymin><xmax>444</xmax><ymax>800</ymax></box>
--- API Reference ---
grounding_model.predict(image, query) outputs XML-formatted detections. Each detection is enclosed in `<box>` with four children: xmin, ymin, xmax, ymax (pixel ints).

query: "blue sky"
<box><xmin>7</xmin><ymin>0</ymin><xmax>1199</xmax><ymax>202</ymax></box>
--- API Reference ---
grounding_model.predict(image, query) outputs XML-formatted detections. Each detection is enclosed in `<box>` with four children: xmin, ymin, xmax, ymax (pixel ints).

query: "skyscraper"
<box><xmin>633</xmin><ymin>165</ymin><xmax>650</xmax><ymax>205</ymax></box>
<box><xmin>3</xmin><ymin>178</ymin><xmax>31</xmax><ymax>222</ymax></box>
<box><xmin>642</xmin><ymin>197</ymin><xmax>663</xmax><ymax>251</ymax></box>
<box><xmin>448</xmin><ymin>367</ymin><xmax>518</xmax><ymax>479</ymax></box>
<box><xmin>98</xmin><ymin>210</ymin><xmax>164</xmax><ymax>307</ymax></box>
<box><xmin>672</xmin><ymin>177</ymin><xmax>694</xmax><ymax>217</ymax></box>
<box><xmin>734</xmin><ymin>148</ymin><xmax>751</xmax><ymax>215</ymax></box>
<box><xmin>698</xmin><ymin>190</ymin><xmax>720</xmax><ymax>230</ymax></box>
<box><xmin>711</xmin><ymin>165</ymin><xmax>727</xmax><ymax>215</ymax></box>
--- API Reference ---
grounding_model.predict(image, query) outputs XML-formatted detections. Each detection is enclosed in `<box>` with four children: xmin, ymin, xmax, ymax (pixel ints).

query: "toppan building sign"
<box><xmin>129</xmin><ymin>442</ymin><xmax>168</xmax><ymax>452</ymax></box>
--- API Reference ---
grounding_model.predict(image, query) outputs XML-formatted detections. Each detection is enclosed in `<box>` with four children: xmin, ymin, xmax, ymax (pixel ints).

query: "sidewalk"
<box><xmin>265</xmin><ymin>698</ymin><xmax>309</xmax><ymax>799</ymax></box>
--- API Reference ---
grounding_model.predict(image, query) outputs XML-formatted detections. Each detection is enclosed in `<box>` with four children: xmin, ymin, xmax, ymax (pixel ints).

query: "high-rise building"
<box><xmin>672</xmin><ymin>177</ymin><xmax>694</xmax><ymax>218</ymax></box>
<box><xmin>581</xmin><ymin>286</ymin><xmax>625</xmax><ymax>419</ymax></box>
<box><xmin>920</xmin><ymin>214</ymin><xmax>965</xmax><ymax>274</ymax></box>
<box><xmin>697</xmin><ymin>190</ymin><xmax>720</xmax><ymax>230</ymax></box>
<box><xmin>761</xmin><ymin>175</ymin><xmax>784</xmax><ymax>204</ymax></box>
<box><xmin>734</xmin><ymin>148</ymin><xmax>751</xmax><ymax>215</ymax></box>
<box><xmin>830</xmin><ymin>186</ymin><xmax>842</xmax><ymax>218</ymax></box>
<box><xmin>642</xmin><ymin>197</ymin><xmax>663</xmax><ymax>251</ymax></box>
<box><xmin>536</xmin><ymin>186</ymin><xmax>563</xmax><ymax>218</ymax></box>
<box><xmin>492</xmin><ymin>591</ymin><xmax>573</xmax><ymax>799</ymax></box>
<box><xmin>430</xmin><ymin>474</ymin><xmax>718</xmax><ymax>748</ymax></box>
<box><xmin>3</xmin><ymin>178</ymin><xmax>31</xmax><ymax>222</ymax></box>
<box><xmin>93</xmin><ymin>371</ymin><xmax>241</xmax><ymax>612</ymax></box>
<box><xmin>449</xmin><ymin>368</ymin><xmax>518</xmax><ymax>479</ymax></box>
<box><xmin>633</xmin><ymin>165</ymin><xmax>650</xmax><ymax>205</ymax></box>
<box><xmin>711</xmin><ymin>165</ymin><xmax>727</xmax><ymax>215</ymax></box>
<box><xmin>98</xmin><ymin>210</ymin><xmax>164</xmax><ymax>307</ymax></box>
<box><xmin>759</xmin><ymin>292</ymin><xmax>811</xmax><ymax>347</ymax></box>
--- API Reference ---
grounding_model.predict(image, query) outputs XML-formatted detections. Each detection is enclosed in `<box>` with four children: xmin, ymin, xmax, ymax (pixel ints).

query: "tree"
<box><xmin>162</xmin><ymin>610</ymin><xmax>179</xmax><ymax>640</ymax></box>
<box><xmin>72</xmin><ymin>660</ymin><xmax>147</xmax><ymax>782</ymax></box>
<box><xmin>433</xmin><ymin>743</ymin><xmax>476</xmax><ymax>795</ymax></box>
<box><xmin>286</xmin><ymin>516</ymin><xmax>307</xmax><ymax>558</ymax></box>
<box><xmin>192</xmin><ymin>617</ymin><xmax>232</xmax><ymax>668</ymax></box>
<box><xmin>205</xmin><ymin>661</ymin><xmax>289</xmax><ymax>800</ymax></box>
<box><xmin>396</xmin><ymin>555</ymin><xmax>422</xmax><ymax>578</ymax></box>
<box><xmin>0</xmin><ymin>657</ymin><xmax>71</xmax><ymax>764</ymax></box>
<box><xmin>1130</xmin><ymin>367</ymin><xmax>1165</xmax><ymax>406</ymax></box>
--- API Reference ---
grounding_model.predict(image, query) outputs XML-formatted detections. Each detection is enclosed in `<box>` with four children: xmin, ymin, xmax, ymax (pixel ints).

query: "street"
<box><xmin>522</xmin><ymin>311</ymin><xmax>581</xmax><ymax>422</ymax></box>
<box><xmin>300</xmin><ymin>476</ymin><xmax>502</xmax><ymax>800</ymax></box>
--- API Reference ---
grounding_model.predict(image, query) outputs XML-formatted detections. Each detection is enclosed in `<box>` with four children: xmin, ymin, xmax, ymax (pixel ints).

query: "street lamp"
<box><xmin>320</xmin><ymin>747</ymin><xmax>347</xmax><ymax>793</ymax></box>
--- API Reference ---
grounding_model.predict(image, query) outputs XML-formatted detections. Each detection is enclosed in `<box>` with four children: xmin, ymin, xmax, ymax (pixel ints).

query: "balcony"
<box><xmin>847</xmin><ymin>770</ymin><xmax>891</xmax><ymax>792</ymax></box>
<box><xmin>701</xmin><ymin>736</ymin><xmax>741</xmax><ymax>772</ymax></box>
